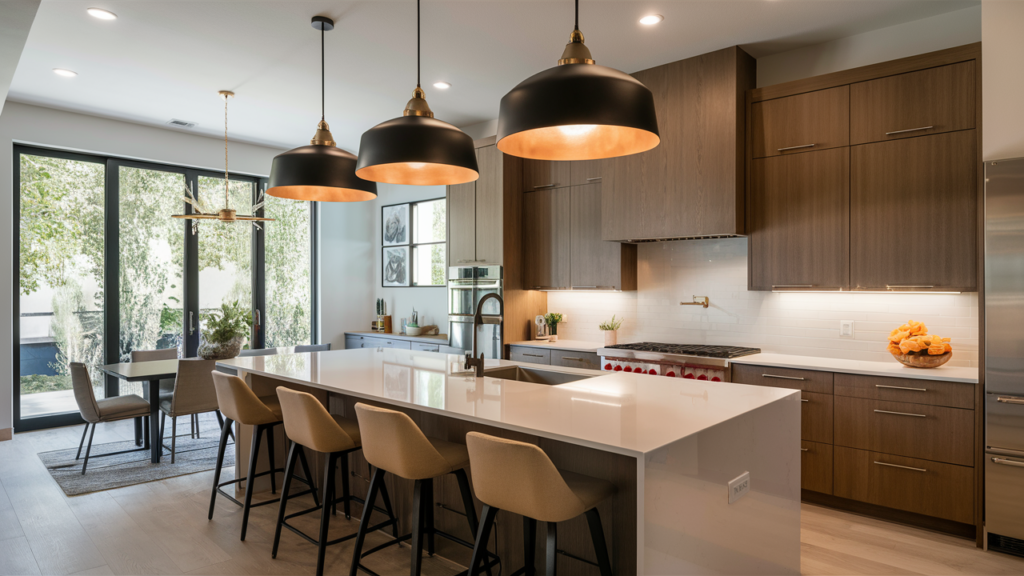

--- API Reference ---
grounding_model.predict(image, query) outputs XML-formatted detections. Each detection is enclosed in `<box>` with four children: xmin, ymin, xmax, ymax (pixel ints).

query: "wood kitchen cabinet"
<box><xmin>850</xmin><ymin>130</ymin><xmax>977</xmax><ymax>291</ymax></box>
<box><xmin>522</xmin><ymin>159</ymin><xmax>570</xmax><ymax>192</ymax></box>
<box><xmin>523</xmin><ymin>187</ymin><xmax>571</xmax><ymax>290</ymax></box>
<box><xmin>447</xmin><ymin>144</ymin><xmax>506</xmax><ymax>266</ymax></box>
<box><xmin>751</xmin><ymin>86</ymin><xmax>849</xmax><ymax>159</ymax></box>
<box><xmin>570</xmin><ymin>182</ymin><xmax>637</xmax><ymax>291</ymax></box>
<box><xmin>749</xmin><ymin>148</ymin><xmax>849</xmax><ymax>291</ymax></box>
<box><xmin>570</xmin><ymin>159</ymin><xmax>604</xmax><ymax>186</ymax></box>
<box><xmin>602</xmin><ymin>45</ymin><xmax>755</xmax><ymax>241</ymax></box>
<box><xmin>447</xmin><ymin>181</ymin><xmax>476</xmax><ymax>265</ymax></box>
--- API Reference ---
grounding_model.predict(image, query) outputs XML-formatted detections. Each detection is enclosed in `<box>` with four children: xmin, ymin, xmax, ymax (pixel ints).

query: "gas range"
<box><xmin>597</xmin><ymin>342</ymin><xmax>761</xmax><ymax>381</ymax></box>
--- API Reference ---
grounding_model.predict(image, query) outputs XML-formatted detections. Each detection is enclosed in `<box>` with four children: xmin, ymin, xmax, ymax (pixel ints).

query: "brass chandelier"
<box><xmin>172</xmin><ymin>90</ymin><xmax>274</xmax><ymax>233</ymax></box>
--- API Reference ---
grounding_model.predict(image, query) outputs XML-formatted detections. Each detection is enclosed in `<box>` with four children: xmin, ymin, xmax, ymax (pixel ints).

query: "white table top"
<box><xmin>218</xmin><ymin>348</ymin><xmax>796</xmax><ymax>457</ymax></box>
<box><xmin>731</xmin><ymin>352</ymin><xmax>979</xmax><ymax>384</ymax></box>
<box><xmin>507</xmin><ymin>340</ymin><xmax>605</xmax><ymax>353</ymax></box>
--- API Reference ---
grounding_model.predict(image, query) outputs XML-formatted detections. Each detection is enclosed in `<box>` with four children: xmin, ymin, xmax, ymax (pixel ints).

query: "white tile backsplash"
<box><xmin>547</xmin><ymin>238</ymin><xmax>978</xmax><ymax>366</ymax></box>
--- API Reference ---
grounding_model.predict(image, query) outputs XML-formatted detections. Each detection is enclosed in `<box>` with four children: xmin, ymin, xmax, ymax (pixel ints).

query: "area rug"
<box><xmin>38</xmin><ymin>416</ymin><xmax>234</xmax><ymax>496</ymax></box>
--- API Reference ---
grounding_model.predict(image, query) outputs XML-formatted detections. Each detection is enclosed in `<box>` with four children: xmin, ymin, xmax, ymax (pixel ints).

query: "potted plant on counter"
<box><xmin>198</xmin><ymin>300</ymin><xmax>251</xmax><ymax>360</ymax></box>
<box><xmin>599</xmin><ymin>315</ymin><xmax>622</xmax><ymax>346</ymax></box>
<box><xmin>544</xmin><ymin>312</ymin><xmax>565</xmax><ymax>343</ymax></box>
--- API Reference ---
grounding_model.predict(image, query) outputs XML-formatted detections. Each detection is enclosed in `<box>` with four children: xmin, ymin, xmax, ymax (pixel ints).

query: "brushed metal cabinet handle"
<box><xmin>876</xmin><ymin>384</ymin><xmax>928</xmax><ymax>392</ymax></box>
<box><xmin>997</xmin><ymin>396</ymin><xmax>1024</xmax><ymax>405</ymax></box>
<box><xmin>586</xmin><ymin>177</ymin><xmax>602</xmax><ymax>181</ymax></box>
<box><xmin>874</xmin><ymin>461</ymin><xmax>927</xmax><ymax>472</ymax></box>
<box><xmin>801</xmin><ymin>398</ymin><xmax>809</xmax><ymax>403</ymax></box>
<box><xmin>885</xmin><ymin>126</ymin><xmax>934</xmax><ymax>136</ymax></box>
<box><xmin>533</xmin><ymin>183</ymin><xmax>557</xmax><ymax>189</ymax></box>
<box><xmin>874</xmin><ymin>409</ymin><xmax>927</xmax><ymax>418</ymax></box>
<box><xmin>523</xmin><ymin>353</ymin><xmax>545</xmax><ymax>358</ymax></box>
<box><xmin>562</xmin><ymin>357</ymin><xmax>584</xmax><ymax>361</ymax></box>
<box><xmin>778</xmin><ymin>144</ymin><xmax>816</xmax><ymax>152</ymax></box>
<box><xmin>772</xmin><ymin>285</ymin><xmax>814</xmax><ymax>288</ymax></box>
<box><xmin>763</xmin><ymin>374</ymin><xmax>806</xmax><ymax>381</ymax></box>
<box><xmin>801</xmin><ymin>448</ymin><xmax>809</xmax><ymax>452</ymax></box>
<box><xmin>886</xmin><ymin>285</ymin><xmax>935</xmax><ymax>289</ymax></box>
<box><xmin>992</xmin><ymin>457</ymin><xmax>1024</xmax><ymax>468</ymax></box>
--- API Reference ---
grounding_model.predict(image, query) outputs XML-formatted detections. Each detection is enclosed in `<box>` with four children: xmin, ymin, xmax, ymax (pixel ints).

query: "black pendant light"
<box><xmin>267</xmin><ymin>16</ymin><xmax>377</xmax><ymax>202</ymax></box>
<box><xmin>496</xmin><ymin>0</ymin><xmax>660</xmax><ymax>161</ymax></box>
<box><xmin>355</xmin><ymin>0</ymin><xmax>479</xmax><ymax>186</ymax></box>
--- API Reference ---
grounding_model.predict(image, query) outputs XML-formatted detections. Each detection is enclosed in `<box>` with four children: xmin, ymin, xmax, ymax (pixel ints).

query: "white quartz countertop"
<box><xmin>731</xmin><ymin>352</ymin><xmax>979</xmax><ymax>384</ymax></box>
<box><xmin>218</xmin><ymin>348</ymin><xmax>796</xmax><ymax>457</ymax></box>
<box><xmin>507</xmin><ymin>340</ymin><xmax>604</xmax><ymax>353</ymax></box>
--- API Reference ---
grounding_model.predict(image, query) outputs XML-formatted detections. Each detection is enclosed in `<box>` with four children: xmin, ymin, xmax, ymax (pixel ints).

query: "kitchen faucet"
<box><xmin>464</xmin><ymin>293</ymin><xmax>504</xmax><ymax>377</ymax></box>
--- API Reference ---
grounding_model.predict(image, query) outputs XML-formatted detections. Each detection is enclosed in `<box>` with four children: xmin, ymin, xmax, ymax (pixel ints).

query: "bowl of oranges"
<box><xmin>887</xmin><ymin>320</ymin><xmax>952</xmax><ymax>368</ymax></box>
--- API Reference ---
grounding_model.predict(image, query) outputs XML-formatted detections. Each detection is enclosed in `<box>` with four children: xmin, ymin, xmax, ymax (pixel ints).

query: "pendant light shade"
<box><xmin>267</xmin><ymin>16</ymin><xmax>377</xmax><ymax>202</ymax></box>
<box><xmin>496</xmin><ymin>2</ymin><xmax>660</xmax><ymax>161</ymax></box>
<box><xmin>355</xmin><ymin>0</ymin><xmax>479</xmax><ymax>186</ymax></box>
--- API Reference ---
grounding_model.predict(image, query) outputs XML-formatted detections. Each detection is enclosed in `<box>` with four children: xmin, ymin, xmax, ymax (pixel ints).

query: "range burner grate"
<box><xmin>604</xmin><ymin>342</ymin><xmax>761</xmax><ymax>359</ymax></box>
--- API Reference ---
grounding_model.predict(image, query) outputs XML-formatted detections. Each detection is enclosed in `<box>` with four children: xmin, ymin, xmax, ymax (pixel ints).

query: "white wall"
<box><xmin>318</xmin><ymin>200</ymin><xmax>375</xmax><ymax>349</ymax></box>
<box><xmin>982</xmin><ymin>0</ymin><xmax>1024</xmax><ymax>160</ymax></box>
<box><xmin>755</xmin><ymin>5</ymin><xmax>981</xmax><ymax>87</ymax></box>
<box><xmin>0</xmin><ymin>1</ymin><xmax>38</xmax><ymax>117</ymax></box>
<box><xmin>548</xmin><ymin>239</ymin><xmax>979</xmax><ymax>367</ymax></box>
<box><xmin>0</xmin><ymin>101</ymin><xmax>286</xmax><ymax>433</ymax></box>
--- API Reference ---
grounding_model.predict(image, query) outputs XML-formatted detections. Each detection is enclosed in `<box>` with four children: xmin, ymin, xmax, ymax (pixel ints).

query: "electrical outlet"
<box><xmin>840</xmin><ymin>320</ymin><xmax>855</xmax><ymax>338</ymax></box>
<box><xmin>728</xmin><ymin>471</ymin><xmax>750</xmax><ymax>504</ymax></box>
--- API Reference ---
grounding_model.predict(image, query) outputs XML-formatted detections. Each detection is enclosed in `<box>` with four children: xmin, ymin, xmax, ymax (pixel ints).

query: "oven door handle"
<box><xmin>991</xmin><ymin>457</ymin><xmax>1024</xmax><ymax>469</ymax></box>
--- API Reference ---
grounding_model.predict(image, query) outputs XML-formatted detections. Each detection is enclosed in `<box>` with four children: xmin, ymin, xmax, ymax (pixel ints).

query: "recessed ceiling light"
<box><xmin>53</xmin><ymin>68</ymin><xmax>78</xmax><ymax>77</ymax></box>
<box><xmin>86</xmin><ymin>8</ymin><xmax>117</xmax><ymax>20</ymax></box>
<box><xmin>433</xmin><ymin>81</ymin><xmax>451</xmax><ymax>89</ymax></box>
<box><xmin>639</xmin><ymin>14</ymin><xmax>664</xmax><ymax>26</ymax></box>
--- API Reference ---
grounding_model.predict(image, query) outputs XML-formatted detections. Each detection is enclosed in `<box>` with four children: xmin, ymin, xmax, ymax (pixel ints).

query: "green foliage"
<box><xmin>599</xmin><ymin>315</ymin><xmax>622</xmax><ymax>331</ymax></box>
<box><xmin>264</xmin><ymin>194</ymin><xmax>312</xmax><ymax>347</ymax></box>
<box><xmin>544</xmin><ymin>312</ymin><xmax>564</xmax><ymax>328</ymax></box>
<box><xmin>20</xmin><ymin>373</ymin><xmax>72</xmax><ymax>394</ymax></box>
<box><xmin>202</xmin><ymin>300</ymin><xmax>252</xmax><ymax>345</ymax></box>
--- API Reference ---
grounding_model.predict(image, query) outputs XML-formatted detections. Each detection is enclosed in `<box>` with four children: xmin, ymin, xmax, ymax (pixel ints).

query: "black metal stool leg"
<box><xmin>378</xmin><ymin>473</ymin><xmax>398</xmax><ymax>538</ymax></box>
<box><xmin>349</xmin><ymin>467</ymin><xmax>384</xmax><ymax>576</ymax></box>
<box><xmin>340</xmin><ymin>454</ymin><xmax>352</xmax><ymax>519</ymax></box>
<box><xmin>546</xmin><ymin>522</ymin><xmax>558</xmax><ymax>576</ymax></box>
<box><xmin>76</xmin><ymin>423</ymin><xmax>89</xmax><ymax>460</ymax></box>
<box><xmin>296</xmin><ymin>445</ymin><xmax>320</xmax><ymax>508</ymax></box>
<box><xmin>411</xmin><ymin>478</ymin><xmax>427</xmax><ymax>576</ymax></box>
<box><xmin>316</xmin><ymin>452</ymin><xmax>338</xmax><ymax>576</ymax></box>
<box><xmin>272</xmin><ymin>442</ymin><xmax>300</xmax><ymax>559</ymax></box>
<box><xmin>425</xmin><ymin>477</ymin><xmax>435</xmax><ymax>556</ymax></box>
<box><xmin>468</xmin><ymin>504</ymin><xmax>499</xmax><ymax>576</ymax></box>
<box><xmin>266</xmin><ymin>424</ymin><xmax>277</xmax><ymax>495</ymax></box>
<box><xmin>585</xmin><ymin>509</ymin><xmax>613</xmax><ymax>576</ymax></box>
<box><xmin>454</xmin><ymin>468</ymin><xmax>480</xmax><ymax>537</ymax></box>
<box><xmin>240</xmin><ymin>423</ymin><xmax>264</xmax><ymax>541</ymax></box>
<box><xmin>208</xmin><ymin>417</ymin><xmax>233</xmax><ymax>519</ymax></box>
<box><xmin>523</xmin><ymin>517</ymin><xmax>537</xmax><ymax>576</ymax></box>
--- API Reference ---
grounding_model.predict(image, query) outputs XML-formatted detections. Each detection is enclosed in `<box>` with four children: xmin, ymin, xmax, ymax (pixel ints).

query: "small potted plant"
<box><xmin>599</xmin><ymin>315</ymin><xmax>622</xmax><ymax>346</ymax></box>
<box><xmin>198</xmin><ymin>300</ymin><xmax>252</xmax><ymax>360</ymax></box>
<box><xmin>544</xmin><ymin>312</ymin><xmax>565</xmax><ymax>342</ymax></box>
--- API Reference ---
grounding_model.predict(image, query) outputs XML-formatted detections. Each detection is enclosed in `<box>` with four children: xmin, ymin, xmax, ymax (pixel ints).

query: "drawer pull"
<box><xmin>992</xmin><ymin>457</ymin><xmax>1024</xmax><ymax>468</ymax></box>
<box><xmin>562</xmin><ymin>357</ymin><xmax>585</xmax><ymax>361</ymax></box>
<box><xmin>763</xmin><ymin>374</ymin><xmax>806</xmax><ymax>381</ymax></box>
<box><xmin>772</xmin><ymin>285</ymin><xmax>814</xmax><ymax>288</ymax></box>
<box><xmin>886</xmin><ymin>285</ymin><xmax>935</xmax><ymax>289</ymax></box>
<box><xmin>778</xmin><ymin>144</ymin><xmax>816</xmax><ymax>152</ymax></box>
<box><xmin>533</xmin><ymin>183</ymin><xmax>557</xmax><ymax>189</ymax></box>
<box><xmin>874</xmin><ymin>409</ymin><xmax>926</xmax><ymax>418</ymax></box>
<box><xmin>801</xmin><ymin>399</ymin><xmax>809</xmax><ymax>403</ymax></box>
<box><xmin>885</xmin><ymin>126</ymin><xmax>934</xmax><ymax>136</ymax></box>
<box><xmin>996</xmin><ymin>396</ymin><xmax>1024</xmax><ymax>405</ymax></box>
<box><xmin>801</xmin><ymin>448</ymin><xmax>809</xmax><ymax>452</ymax></box>
<box><xmin>876</xmin><ymin>384</ymin><xmax>928</xmax><ymax>392</ymax></box>
<box><xmin>523</xmin><ymin>353</ymin><xmax>545</xmax><ymax>358</ymax></box>
<box><xmin>874</xmin><ymin>461</ymin><xmax>927</xmax><ymax>473</ymax></box>
<box><xmin>586</xmin><ymin>177</ymin><xmax>603</xmax><ymax>182</ymax></box>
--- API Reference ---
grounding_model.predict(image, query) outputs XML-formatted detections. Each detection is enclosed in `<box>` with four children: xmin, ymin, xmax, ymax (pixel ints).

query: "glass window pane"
<box><xmin>264</xmin><ymin>195</ymin><xmax>311</xmax><ymax>347</ymax></box>
<box><xmin>412</xmin><ymin>244</ymin><xmax>445</xmax><ymax>286</ymax></box>
<box><xmin>19</xmin><ymin>154</ymin><xmax>106</xmax><ymax>417</ymax></box>
<box><xmin>197</xmin><ymin>176</ymin><xmax>253</xmax><ymax>349</ymax></box>
<box><xmin>412</xmin><ymin>199</ymin><xmax>445</xmax><ymax>243</ymax></box>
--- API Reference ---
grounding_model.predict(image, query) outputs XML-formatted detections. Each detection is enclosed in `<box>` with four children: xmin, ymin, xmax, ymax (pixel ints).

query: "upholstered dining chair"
<box><xmin>130</xmin><ymin>348</ymin><xmax>197</xmax><ymax>437</ymax></box>
<box><xmin>239</xmin><ymin>348</ymin><xmax>279</xmax><ymax>357</ymax></box>
<box><xmin>294</xmin><ymin>343</ymin><xmax>330</xmax><ymax>353</ymax></box>
<box><xmin>158</xmin><ymin>358</ymin><xmax>221</xmax><ymax>463</ymax></box>
<box><xmin>70</xmin><ymin>363</ymin><xmax>151</xmax><ymax>475</ymax></box>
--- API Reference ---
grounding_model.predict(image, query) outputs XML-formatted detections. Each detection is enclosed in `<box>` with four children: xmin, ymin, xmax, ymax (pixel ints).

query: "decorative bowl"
<box><xmin>890</xmin><ymin>351</ymin><xmax>952</xmax><ymax>369</ymax></box>
<box><xmin>406</xmin><ymin>326</ymin><xmax>422</xmax><ymax>336</ymax></box>
<box><xmin>199</xmin><ymin>335</ymin><xmax>245</xmax><ymax>360</ymax></box>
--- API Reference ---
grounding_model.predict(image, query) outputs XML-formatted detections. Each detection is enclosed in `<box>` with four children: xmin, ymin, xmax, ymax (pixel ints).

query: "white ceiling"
<box><xmin>9</xmin><ymin>0</ymin><xmax>978</xmax><ymax>152</ymax></box>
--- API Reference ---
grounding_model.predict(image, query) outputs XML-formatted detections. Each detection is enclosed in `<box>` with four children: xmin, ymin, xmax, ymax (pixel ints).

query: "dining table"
<box><xmin>97</xmin><ymin>359</ymin><xmax>179</xmax><ymax>463</ymax></box>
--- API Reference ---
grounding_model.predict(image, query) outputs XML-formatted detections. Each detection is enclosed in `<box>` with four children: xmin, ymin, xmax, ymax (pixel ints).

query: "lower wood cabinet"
<box><xmin>801</xmin><ymin>391</ymin><xmax>833</xmax><ymax>444</ymax></box>
<box><xmin>834</xmin><ymin>446</ymin><xmax>974</xmax><ymax>524</ymax></box>
<box><xmin>509</xmin><ymin>346</ymin><xmax>551</xmax><ymax>364</ymax></box>
<box><xmin>801</xmin><ymin>441</ymin><xmax>833</xmax><ymax>495</ymax></box>
<box><xmin>550</xmin><ymin>350</ymin><xmax>600</xmax><ymax>370</ymax></box>
<box><xmin>730</xmin><ymin>364</ymin><xmax>834</xmax><ymax>394</ymax></box>
<box><xmin>833</xmin><ymin>372</ymin><xmax>974</xmax><ymax>409</ymax></box>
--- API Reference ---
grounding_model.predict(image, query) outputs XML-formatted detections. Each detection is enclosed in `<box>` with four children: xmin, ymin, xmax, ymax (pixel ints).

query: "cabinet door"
<box><xmin>570</xmin><ymin>159</ymin><xmax>603</xmax><ymax>186</ymax></box>
<box><xmin>851</xmin><ymin>131</ymin><xmax>977</xmax><ymax>291</ymax></box>
<box><xmin>751</xmin><ymin>86</ymin><xmax>849</xmax><ymax>158</ymax></box>
<box><xmin>850</xmin><ymin>61</ymin><xmax>975</xmax><ymax>145</ymax></box>
<box><xmin>447</xmin><ymin>181</ymin><xmax>476</xmax><ymax>265</ymax></box>
<box><xmin>749</xmin><ymin>148</ymin><xmax>849</xmax><ymax>290</ymax></box>
<box><xmin>523</xmin><ymin>188</ymin><xmax>571</xmax><ymax>290</ymax></box>
<box><xmin>475</xmin><ymin>145</ymin><xmax>503</xmax><ymax>265</ymax></box>
<box><xmin>571</xmin><ymin>183</ymin><xmax>624</xmax><ymax>290</ymax></box>
<box><xmin>523</xmin><ymin>159</ymin><xmax>570</xmax><ymax>192</ymax></box>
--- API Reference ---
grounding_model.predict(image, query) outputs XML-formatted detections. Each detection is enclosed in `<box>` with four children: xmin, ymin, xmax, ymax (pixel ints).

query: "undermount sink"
<box><xmin>482</xmin><ymin>366</ymin><xmax>593</xmax><ymax>385</ymax></box>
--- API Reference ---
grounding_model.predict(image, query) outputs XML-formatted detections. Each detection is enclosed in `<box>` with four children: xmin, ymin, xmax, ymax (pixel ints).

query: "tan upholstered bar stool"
<box><xmin>349</xmin><ymin>403</ymin><xmax>489</xmax><ymax>576</ymax></box>
<box><xmin>465</xmin><ymin>432</ymin><xmax>615</xmax><ymax>576</ymax></box>
<box><xmin>208</xmin><ymin>372</ymin><xmax>319</xmax><ymax>541</ymax></box>
<box><xmin>274</xmin><ymin>388</ymin><xmax>399</xmax><ymax>576</ymax></box>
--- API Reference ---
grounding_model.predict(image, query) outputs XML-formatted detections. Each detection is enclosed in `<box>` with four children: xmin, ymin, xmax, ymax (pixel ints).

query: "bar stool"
<box><xmin>465</xmin><ymin>432</ymin><xmax>614</xmax><ymax>576</ymax></box>
<box><xmin>208</xmin><ymin>371</ymin><xmax>319</xmax><ymax>541</ymax></box>
<box><xmin>274</xmin><ymin>388</ymin><xmax>399</xmax><ymax>576</ymax></box>
<box><xmin>349</xmin><ymin>403</ymin><xmax>491</xmax><ymax>576</ymax></box>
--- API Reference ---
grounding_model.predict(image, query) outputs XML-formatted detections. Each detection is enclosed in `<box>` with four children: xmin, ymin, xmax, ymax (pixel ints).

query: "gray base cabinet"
<box><xmin>508</xmin><ymin>345</ymin><xmax>599</xmax><ymax>370</ymax></box>
<box><xmin>344</xmin><ymin>334</ymin><xmax>412</xmax><ymax>350</ymax></box>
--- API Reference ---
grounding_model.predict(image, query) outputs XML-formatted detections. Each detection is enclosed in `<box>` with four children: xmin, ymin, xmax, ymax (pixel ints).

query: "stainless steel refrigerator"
<box><xmin>985</xmin><ymin>157</ymin><xmax>1024</xmax><ymax>554</ymax></box>
<box><xmin>447</xmin><ymin>265</ymin><xmax>503</xmax><ymax>359</ymax></box>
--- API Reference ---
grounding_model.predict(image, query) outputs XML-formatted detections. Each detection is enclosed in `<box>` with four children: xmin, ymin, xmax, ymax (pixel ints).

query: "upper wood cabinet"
<box><xmin>523</xmin><ymin>187</ymin><xmax>571</xmax><ymax>290</ymax></box>
<box><xmin>850</xmin><ymin>61</ymin><xmax>975</xmax><ymax>145</ymax></box>
<box><xmin>474</xmin><ymin>145</ymin><xmax>503</xmax><ymax>264</ymax></box>
<box><xmin>570</xmin><ymin>182</ymin><xmax>637</xmax><ymax>291</ymax></box>
<box><xmin>522</xmin><ymin>159</ymin><xmax>570</xmax><ymax>192</ymax></box>
<box><xmin>850</xmin><ymin>130</ymin><xmax>977</xmax><ymax>291</ymax></box>
<box><xmin>447</xmin><ymin>181</ymin><xmax>476</xmax><ymax>266</ymax></box>
<box><xmin>751</xmin><ymin>86</ymin><xmax>850</xmax><ymax>158</ymax></box>
<box><xmin>602</xmin><ymin>46</ymin><xmax>755</xmax><ymax>241</ymax></box>
<box><xmin>570</xmin><ymin>160</ymin><xmax>604</xmax><ymax>186</ymax></box>
<box><xmin>749</xmin><ymin>148</ymin><xmax>850</xmax><ymax>291</ymax></box>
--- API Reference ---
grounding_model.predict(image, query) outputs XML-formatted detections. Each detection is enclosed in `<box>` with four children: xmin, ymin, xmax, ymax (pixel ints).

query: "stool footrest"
<box><xmin>214</xmin><ymin>465</ymin><xmax>315</xmax><ymax>510</ymax></box>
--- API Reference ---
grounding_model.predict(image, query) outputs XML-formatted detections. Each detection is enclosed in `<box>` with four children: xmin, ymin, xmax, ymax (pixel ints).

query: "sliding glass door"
<box><xmin>14</xmin><ymin>145</ymin><xmax>316</xmax><ymax>431</ymax></box>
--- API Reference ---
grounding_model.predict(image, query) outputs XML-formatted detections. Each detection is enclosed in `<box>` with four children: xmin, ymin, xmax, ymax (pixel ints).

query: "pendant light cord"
<box><xmin>321</xmin><ymin>21</ymin><xmax>325</xmax><ymax>121</ymax></box>
<box><xmin>575</xmin><ymin>0</ymin><xmax>579</xmax><ymax>30</ymax></box>
<box><xmin>224</xmin><ymin>95</ymin><xmax>229</xmax><ymax>208</ymax></box>
<box><xmin>416</xmin><ymin>0</ymin><xmax>421</xmax><ymax>88</ymax></box>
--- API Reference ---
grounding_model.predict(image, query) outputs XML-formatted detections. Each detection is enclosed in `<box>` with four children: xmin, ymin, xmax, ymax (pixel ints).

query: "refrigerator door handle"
<box><xmin>996</xmin><ymin>395</ymin><xmax>1024</xmax><ymax>405</ymax></box>
<box><xmin>992</xmin><ymin>457</ymin><xmax>1024</xmax><ymax>468</ymax></box>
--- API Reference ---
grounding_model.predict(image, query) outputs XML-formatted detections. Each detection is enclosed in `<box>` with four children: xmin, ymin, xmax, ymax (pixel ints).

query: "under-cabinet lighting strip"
<box><xmin>771</xmin><ymin>290</ymin><xmax>962</xmax><ymax>295</ymax></box>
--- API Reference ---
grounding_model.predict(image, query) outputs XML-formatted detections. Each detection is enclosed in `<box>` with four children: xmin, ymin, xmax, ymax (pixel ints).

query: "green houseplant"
<box><xmin>544</xmin><ymin>312</ymin><xmax>565</xmax><ymax>342</ymax></box>
<box><xmin>599</xmin><ymin>315</ymin><xmax>622</xmax><ymax>346</ymax></box>
<box><xmin>198</xmin><ymin>300</ymin><xmax>251</xmax><ymax>360</ymax></box>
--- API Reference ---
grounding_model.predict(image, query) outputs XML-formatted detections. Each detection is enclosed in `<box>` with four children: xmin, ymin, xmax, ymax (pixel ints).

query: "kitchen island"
<box><xmin>217</xmin><ymin>348</ymin><xmax>800</xmax><ymax>575</ymax></box>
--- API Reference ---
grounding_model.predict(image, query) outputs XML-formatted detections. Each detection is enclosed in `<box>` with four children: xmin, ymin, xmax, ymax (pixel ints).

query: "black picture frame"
<box><xmin>381</xmin><ymin>197</ymin><xmax>446</xmax><ymax>288</ymax></box>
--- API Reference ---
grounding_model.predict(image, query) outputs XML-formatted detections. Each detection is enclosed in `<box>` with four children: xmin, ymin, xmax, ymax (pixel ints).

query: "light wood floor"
<box><xmin>2</xmin><ymin>419</ymin><xmax>1023</xmax><ymax>576</ymax></box>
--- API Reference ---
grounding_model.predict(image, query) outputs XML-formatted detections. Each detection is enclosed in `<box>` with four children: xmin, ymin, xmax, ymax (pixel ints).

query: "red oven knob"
<box><xmin>623</xmin><ymin>366</ymin><xmax>633</xmax><ymax>373</ymax></box>
<box><xmin>698</xmin><ymin>374</ymin><xmax>708</xmax><ymax>380</ymax></box>
<box><xmin>711</xmin><ymin>376</ymin><xmax>721</xmax><ymax>382</ymax></box>
<box><xmin>613</xmin><ymin>365</ymin><xmax>623</xmax><ymax>371</ymax></box>
<box><xmin>666</xmin><ymin>371</ymin><xmax>676</xmax><ymax>377</ymax></box>
<box><xmin>648</xmin><ymin>368</ymin><xmax>658</xmax><ymax>375</ymax></box>
<box><xmin>684</xmin><ymin>373</ymin><xmax>695</xmax><ymax>379</ymax></box>
<box><xmin>604</xmin><ymin>363</ymin><xmax>613</xmax><ymax>371</ymax></box>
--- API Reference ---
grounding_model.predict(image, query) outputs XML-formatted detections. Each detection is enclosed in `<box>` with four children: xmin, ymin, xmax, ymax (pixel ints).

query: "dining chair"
<box><xmin>130</xmin><ymin>348</ymin><xmax>202</xmax><ymax>438</ymax></box>
<box><xmin>70</xmin><ymin>363</ymin><xmax>151</xmax><ymax>475</ymax></box>
<box><xmin>294</xmin><ymin>343</ymin><xmax>331</xmax><ymax>353</ymax></box>
<box><xmin>159</xmin><ymin>358</ymin><xmax>222</xmax><ymax>463</ymax></box>
<box><xmin>239</xmin><ymin>348</ymin><xmax>279</xmax><ymax>357</ymax></box>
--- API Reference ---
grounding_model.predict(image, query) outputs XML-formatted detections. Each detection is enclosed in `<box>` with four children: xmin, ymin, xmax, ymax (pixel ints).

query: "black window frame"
<box><xmin>381</xmin><ymin>197</ymin><xmax>447</xmax><ymax>288</ymax></box>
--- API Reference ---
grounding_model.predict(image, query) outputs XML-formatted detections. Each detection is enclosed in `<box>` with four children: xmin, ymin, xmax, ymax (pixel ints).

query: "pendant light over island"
<box><xmin>355</xmin><ymin>0</ymin><xmax>479</xmax><ymax>186</ymax></box>
<box><xmin>496</xmin><ymin>0</ymin><xmax>660</xmax><ymax>161</ymax></box>
<box><xmin>266</xmin><ymin>16</ymin><xmax>377</xmax><ymax>203</ymax></box>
